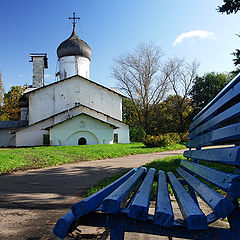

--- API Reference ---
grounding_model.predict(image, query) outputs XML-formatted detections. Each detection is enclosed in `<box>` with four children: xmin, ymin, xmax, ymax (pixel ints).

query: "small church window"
<box><xmin>78</xmin><ymin>137</ymin><xmax>87</xmax><ymax>145</ymax></box>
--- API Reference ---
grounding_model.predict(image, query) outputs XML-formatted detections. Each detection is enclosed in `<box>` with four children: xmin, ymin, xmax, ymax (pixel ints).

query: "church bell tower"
<box><xmin>57</xmin><ymin>13</ymin><xmax>92</xmax><ymax>80</ymax></box>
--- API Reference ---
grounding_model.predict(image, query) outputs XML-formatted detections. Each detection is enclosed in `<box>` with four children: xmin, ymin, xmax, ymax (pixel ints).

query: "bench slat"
<box><xmin>190</xmin><ymin>76</ymin><xmax>240</xmax><ymax>131</ymax></box>
<box><xmin>154</xmin><ymin>170</ymin><xmax>174</xmax><ymax>227</ymax></box>
<box><xmin>189</xmin><ymin>102</ymin><xmax>240</xmax><ymax>139</ymax></box>
<box><xmin>177</xmin><ymin>167</ymin><xmax>235</xmax><ymax>218</ymax></box>
<box><xmin>102</xmin><ymin>167</ymin><xmax>147</xmax><ymax>213</ymax></box>
<box><xmin>128</xmin><ymin>168</ymin><xmax>155</xmax><ymax>220</ymax></box>
<box><xmin>212</xmin><ymin>122</ymin><xmax>240</xmax><ymax>143</ymax></box>
<box><xmin>192</xmin><ymin>73</ymin><xmax>240</xmax><ymax>123</ymax></box>
<box><xmin>183</xmin><ymin>147</ymin><xmax>240</xmax><ymax>166</ymax></box>
<box><xmin>71</xmin><ymin>168</ymin><xmax>137</xmax><ymax>217</ymax></box>
<box><xmin>186</xmin><ymin>132</ymin><xmax>213</xmax><ymax>148</ymax></box>
<box><xmin>167</xmin><ymin>172</ymin><xmax>207</xmax><ymax>230</ymax></box>
<box><xmin>180</xmin><ymin>160</ymin><xmax>240</xmax><ymax>197</ymax></box>
<box><xmin>53</xmin><ymin>211</ymin><xmax>76</xmax><ymax>239</ymax></box>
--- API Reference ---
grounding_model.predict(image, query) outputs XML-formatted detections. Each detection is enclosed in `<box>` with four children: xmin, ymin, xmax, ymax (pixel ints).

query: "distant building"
<box><xmin>0</xmin><ymin>15</ymin><xmax>129</xmax><ymax>147</ymax></box>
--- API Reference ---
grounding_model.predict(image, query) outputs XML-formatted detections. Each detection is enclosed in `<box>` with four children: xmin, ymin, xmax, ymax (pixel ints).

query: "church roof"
<box><xmin>43</xmin><ymin>112</ymin><xmax>118</xmax><ymax>130</ymax></box>
<box><xmin>57</xmin><ymin>27</ymin><xmax>92</xmax><ymax>60</ymax></box>
<box><xmin>0</xmin><ymin>120</ymin><xmax>28</xmax><ymax>129</ymax></box>
<box><xmin>23</xmin><ymin>75</ymin><xmax>126</xmax><ymax>98</ymax></box>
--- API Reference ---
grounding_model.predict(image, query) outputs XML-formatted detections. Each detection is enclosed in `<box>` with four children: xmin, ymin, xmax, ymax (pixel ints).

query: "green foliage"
<box><xmin>218</xmin><ymin>0</ymin><xmax>240</xmax><ymax>14</ymax></box>
<box><xmin>130</xmin><ymin>125</ymin><xmax>146</xmax><ymax>142</ymax></box>
<box><xmin>150</xmin><ymin>95</ymin><xmax>194</xmax><ymax>134</ymax></box>
<box><xmin>218</xmin><ymin>1</ymin><xmax>240</xmax><ymax>69</ymax></box>
<box><xmin>0</xmin><ymin>85</ymin><xmax>27</xmax><ymax>121</ymax></box>
<box><xmin>143</xmin><ymin>132</ymin><xmax>184</xmax><ymax>147</ymax></box>
<box><xmin>0</xmin><ymin>143</ymin><xmax>186</xmax><ymax>174</ymax></box>
<box><xmin>190</xmin><ymin>72</ymin><xmax>231</xmax><ymax>112</ymax></box>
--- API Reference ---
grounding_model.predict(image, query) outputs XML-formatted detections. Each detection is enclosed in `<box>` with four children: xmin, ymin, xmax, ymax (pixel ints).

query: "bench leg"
<box><xmin>110</xmin><ymin>228</ymin><xmax>124</xmax><ymax>240</ymax></box>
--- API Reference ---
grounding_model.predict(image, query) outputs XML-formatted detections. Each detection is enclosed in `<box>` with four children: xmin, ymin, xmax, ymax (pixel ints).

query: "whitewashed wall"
<box><xmin>28</xmin><ymin>76</ymin><xmax>122</xmax><ymax>125</ymax></box>
<box><xmin>59</xmin><ymin>56</ymin><xmax>90</xmax><ymax>80</ymax></box>
<box><xmin>49</xmin><ymin>114</ymin><xmax>114</xmax><ymax>146</ymax></box>
<box><xmin>15</xmin><ymin>119</ymin><xmax>52</xmax><ymax>146</ymax></box>
<box><xmin>0</xmin><ymin>130</ymin><xmax>15</xmax><ymax>147</ymax></box>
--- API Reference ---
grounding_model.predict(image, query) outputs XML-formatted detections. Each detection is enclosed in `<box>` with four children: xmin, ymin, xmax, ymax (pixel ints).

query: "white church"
<box><xmin>0</xmin><ymin>15</ymin><xmax>129</xmax><ymax>147</ymax></box>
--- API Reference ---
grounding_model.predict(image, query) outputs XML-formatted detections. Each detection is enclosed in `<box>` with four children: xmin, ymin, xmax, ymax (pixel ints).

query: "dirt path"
<box><xmin>0</xmin><ymin>149</ymin><xmax>185</xmax><ymax>240</ymax></box>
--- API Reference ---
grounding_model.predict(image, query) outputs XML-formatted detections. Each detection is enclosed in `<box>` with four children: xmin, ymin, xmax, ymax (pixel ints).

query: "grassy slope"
<box><xmin>0</xmin><ymin>142</ymin><xmax>185</xmax><ymax>174</ymax></box>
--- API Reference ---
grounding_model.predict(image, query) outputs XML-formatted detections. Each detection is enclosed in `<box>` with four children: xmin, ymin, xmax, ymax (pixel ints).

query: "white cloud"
<box><xmin>173</xmin><ymin>30</ymin><xmax>215</xmax><ymax>45</ymax></box>
<box><xmin>19</xmin><ymin>74</ymin><xmax>24</xmax><ymax>77</ymax></box>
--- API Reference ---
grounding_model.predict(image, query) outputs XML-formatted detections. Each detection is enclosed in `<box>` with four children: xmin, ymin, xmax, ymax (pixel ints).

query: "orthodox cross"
<box><xmin>69</xmin><ymin>12</ymin><xmax>80</xmax><ymax>28</ymax></box>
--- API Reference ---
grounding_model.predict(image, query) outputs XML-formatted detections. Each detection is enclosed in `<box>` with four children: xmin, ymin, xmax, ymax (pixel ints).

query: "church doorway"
<box><xmin>78</xmin><ymin>137</ymin><xmax>87</xmax><ymax>145</ymax></box>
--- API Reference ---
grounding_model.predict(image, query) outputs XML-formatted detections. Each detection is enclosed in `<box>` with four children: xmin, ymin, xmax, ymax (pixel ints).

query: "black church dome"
<box><xmin>57</xmin><ymin>27</ymin><xmax>92</xmax><ymax>60</ymax></box>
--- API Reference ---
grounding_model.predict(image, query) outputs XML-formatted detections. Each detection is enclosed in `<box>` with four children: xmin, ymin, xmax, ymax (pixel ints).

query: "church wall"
<box><xmin>15</xmin><ymin>119</ymin><xmax>52</xmax><ymax>146</ymax></box>
<box><xmin>0</xmin><ymin>130</ymin><xmax>16</xmax><ymax>147</ymax></box>
<box><xmin>28</xmin><ymin>76</ymin><xmax>122</xmax><ymax>125</ymax></box>
<box><xmin>50</xmin><ymin>114</ymin><xmax>114</xmax><ymax>146</ymax></box>
<box><xmin>109</xmin><ymin>119</ymin><xmax>130</xmax><ymax>144</ymax></box>
<box><xmin>59</xmin><ymin>56</ymin><xmax>90</xmax><ymax>80</ymax></box>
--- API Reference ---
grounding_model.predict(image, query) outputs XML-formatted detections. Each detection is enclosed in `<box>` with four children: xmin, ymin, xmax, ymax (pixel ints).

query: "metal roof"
<box><xmin>0</xmin><ymin>120</ymin><xmax>28</xmax><ymax>129</ymax></box>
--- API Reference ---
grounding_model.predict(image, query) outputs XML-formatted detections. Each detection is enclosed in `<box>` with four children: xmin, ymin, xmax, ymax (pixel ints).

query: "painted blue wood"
<box><xmin>53</xmin><ymin>211</ymin><xmax>76</xmax><ymax>239</ymax></box>
<box><xmin>128</xmin><ymin>168</ymin><xmax>155</xmax><ymax>220</ymax></box>
<box><xmin>167</xmin><ymin>172</ymin><xmax>207</xmax><ymax>230</ymax></box>
<box><xmin>186</xmin><ymin>132</ymin><xmax>213</xmax><ymax>148</ymax></box>
<box><xmin>180</xmin><ymin>160</ymin><xmax>240</xmax><ymax>197</ymax></box>
<box><xmin>212</xmin><ymin>122</ymin><xmax>240</xmax><ymax>143</ymax></box>
<box><xmin>71</xmin><ymin>168</ymin><xmax>137</xmax><ymax>217</ymax></box>
<box><xmin>177</xmin><ymin>167</ymin><xmax>235</xmax><ymax>218</ymax></box>
<box><xmin>110</xmin><ymin>228</ymin><xmax>124</xmax><ymax>240</ymax></box>
<box><xmin>192</xmin><ymin>73</ymin><xmax>240</xmax><ymax>124</ymax></box>
<box><xmin>183</xmin><ymin>147</ymin><xmax>240</xmax><ymax>166</ymax></box>
<box><xmin>228</xmin><ymin>206</ymin><xmax>240</xmax><ymax>237</ymax></box>
<box><xmin>102</xmin><ymin>167</ymin><xmax>147</xmax><ymax>213</ymax></box>
<box><xmin>189</xmin><ymin>102</ymin><xmax>240</xmax><ymax>139</ymax></box>
<box><xmin>154</xmin><ymin>170</ymin><xmax>174</xmax><ymax>227</ymax></box>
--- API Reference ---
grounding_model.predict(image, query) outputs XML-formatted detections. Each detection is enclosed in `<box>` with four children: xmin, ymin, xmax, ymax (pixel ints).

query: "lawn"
<box><xmin>85</xmin><ymin>154</ymin><xmax>235</xmax><ymax>199</ymax></box>
<box><xmin>0</xmin><ymin>142</ymin><xmax>185</xmax><ymax>174</ymax></box>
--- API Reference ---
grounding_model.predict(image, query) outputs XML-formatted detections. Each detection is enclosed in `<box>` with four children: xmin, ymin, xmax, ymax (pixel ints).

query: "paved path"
<box><xmin>0</xmin><ymin>149</ymin><xmax>185</xmax><ymax>239</ymax></box>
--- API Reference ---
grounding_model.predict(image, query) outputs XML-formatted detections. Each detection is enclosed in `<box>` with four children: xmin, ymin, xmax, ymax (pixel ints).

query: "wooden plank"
<box><xmin>189</xmin><ymin>102</ymin><xmax>240</xmax><ymax>139</ymax></box>
<box><xmin>180</xmin><ymin>160</ymin><xmax>240</xmax><ymax>197</ymax></box>
<box><xmin>154</xmin><ymin>170</ymin><xmax>174</xmax><ymax>227</ymax></box>
<box><xmin>167</xmin><ymin>172</ymin><xmax>207</xmax><ymax>230</ymax></box>
<box><xmin>212</xmin><ymin>122</ymin><xmax>240</xmax><ymax>144</ymax></box>
<box><xmin>128</xmin><ymin>168</ymin><xmax>155</xmax><ymax>220</ymax></box>
<box><xmin>71</xmin><ymin>168</ymin><xmax>137</xmax><ymax>217</ymax></box>
<box><xmin>186</xmin><ymin>132</ymin><xmax>213</xmax><ymax>148</ymax></box>
<box><xmin>192</xmin><ymin>73</ymin><xmax>240</xmax><ymax>123</ymax></box>
<box><xmin>102</xmin><ymin>167</ymin><xmax>147</xmax><ymax>213</ymax></box>
<box><xmin>53</xmin><ymin>211</ymin><xmax>76</xmax><ymax>239</ymax></box>
<box><xmin>183</xmin><ymin>147</ymin><xmax>240</xmax><ymax>166</ymax></box>
<box><xmin>177</xmin><ymin>167</ymin><xmax>235</xmax><ymax>218</ymax></box>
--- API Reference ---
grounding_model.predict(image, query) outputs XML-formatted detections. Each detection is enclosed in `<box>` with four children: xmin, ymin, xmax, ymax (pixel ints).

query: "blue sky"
<box><xmin>0</xmin><ymin>0</ymin><xmax>239</xmax><ymax>91</ymax></box>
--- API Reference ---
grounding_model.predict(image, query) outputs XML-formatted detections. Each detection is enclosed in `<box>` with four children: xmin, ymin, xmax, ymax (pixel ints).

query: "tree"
<box><xmin>218</xmin><ymin>0</ymin><xmax>240</xmax><ymax>14</ymax></box>
<box><xmin>0</xmin><ymin>85</ymin><xmax>27</xmax><ymax>121</ymax></box>
<box><xmin>151</xmin><ymin>95</ymin><xmax>194</xmax><ymax>134</ymax></box>
<box><xmin>218</xmin><ymin>1</ymin><xmax>240</xmax><ymax>72</ymax></box>
<box><xmin>190</xmin><ymin>72</ymin><xmax>231</xmax><ymax>112</ymax></box>
<box><xmin>167</xmin><ymin>58</ymin><xmax>199</xmax><ymax>132</ymax></box>
<box><xmin>0</xmin><ymin>72</ymin><xmax>4</xmax><ymax>106</ymax></box>
<box><xmin>112</xmin><ymin>42</ymin><xmax>171</xmax><ymax>134</ymax></box>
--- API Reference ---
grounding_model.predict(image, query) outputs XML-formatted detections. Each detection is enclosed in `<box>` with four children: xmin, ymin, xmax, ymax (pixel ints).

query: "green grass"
<box><xmin>0</xmin><ymin>142</ymin><xmax>185</xmax><ymax>174</ymax></box>
<box><xmin>85</xmin><ymin>154</ymin><xmax>237</xmax><ymax>200</ymax></box>
<box><xmin>85</xmin><ymin>154</ymin><xmax>183</xmax><ymax>197</ymax></box>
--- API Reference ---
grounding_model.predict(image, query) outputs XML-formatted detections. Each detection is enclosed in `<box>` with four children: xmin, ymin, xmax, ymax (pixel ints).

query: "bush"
<box><xmin>130</xmin><ymin>125</ymin><xmax>146</xmax><ymax>142</ymax></box>
<box><xmin>143</xmin><ymin>132</ymin><xmax>188</xmax><ymax>147</ymax></box>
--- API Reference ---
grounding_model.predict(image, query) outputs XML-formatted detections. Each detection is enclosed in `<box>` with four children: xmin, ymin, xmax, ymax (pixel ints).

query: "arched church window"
<box><xmin>78</xmin><ymin>137</ymin><xmax>87</xmax><ymax>145</ymax></box>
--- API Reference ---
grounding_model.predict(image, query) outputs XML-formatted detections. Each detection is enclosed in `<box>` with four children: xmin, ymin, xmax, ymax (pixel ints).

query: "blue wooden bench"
<box><xmin>53</xmin><ymin>73</ymin><xmax>240</xmax><ymax>240</ymax></box>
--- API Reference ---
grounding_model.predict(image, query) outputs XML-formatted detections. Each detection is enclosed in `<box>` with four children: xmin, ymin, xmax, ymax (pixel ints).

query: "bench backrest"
<box><xmin>182</xmin><ymin>73</ymin><xmax>240</xmax><ymax>230</ymax></box>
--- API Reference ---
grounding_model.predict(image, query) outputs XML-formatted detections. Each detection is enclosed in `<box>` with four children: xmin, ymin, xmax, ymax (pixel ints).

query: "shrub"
<box><xmin>143</xmin><ymin>132</ymin><xmax>188</xmax><ymax>147</ymax></box>
<box><xmin>130</xmin><ymin>125</ymin><xmax>146</xmax><ymax>142</ymax></box>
